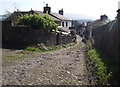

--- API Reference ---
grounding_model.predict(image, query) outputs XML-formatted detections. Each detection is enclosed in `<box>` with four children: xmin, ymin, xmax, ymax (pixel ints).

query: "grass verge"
<box><xmin>87</xmin><ymin>49</ymin><xmax>112</xmax><ymax>85</ymax></box>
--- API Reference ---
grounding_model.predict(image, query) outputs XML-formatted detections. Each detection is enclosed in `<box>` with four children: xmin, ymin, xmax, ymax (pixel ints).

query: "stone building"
<box><xmin>2</xmin><ymin>4</ymin><xmax>72</xmax><ymax>29</ymax></box>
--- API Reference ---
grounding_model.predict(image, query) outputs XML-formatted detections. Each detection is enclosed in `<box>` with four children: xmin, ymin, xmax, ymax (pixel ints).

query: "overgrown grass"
<box><xmin>25</xmin><ymin>47</ymin><xmax>46</xmax><ymax>52</ymax></box>
<box><xmin>88</xmin><ymin>49</ymin><xmax>112</xmax><ymax>85</ymax></box>
<box><xmin>24</xmin><ymin>42</ymin><xmax>76</xmax><ymax>52</ymax></box>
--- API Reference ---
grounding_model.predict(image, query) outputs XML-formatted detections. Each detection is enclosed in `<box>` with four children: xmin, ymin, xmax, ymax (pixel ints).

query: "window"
<box><xmin>66</xmin><ymin>22</ymin><xmax>68</xmax><ymax>27</ymax></box>
<box><xmin>62</xmin><ymin>22</ymin><xmax>64</xmax><ymax>27</ymax></box>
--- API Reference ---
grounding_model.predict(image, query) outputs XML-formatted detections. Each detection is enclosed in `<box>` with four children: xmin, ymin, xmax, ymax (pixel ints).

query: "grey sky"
<box><xmin>0</xmin><ymin>0</ymin><xmax>119</xmax><ymax>20</ymax></box>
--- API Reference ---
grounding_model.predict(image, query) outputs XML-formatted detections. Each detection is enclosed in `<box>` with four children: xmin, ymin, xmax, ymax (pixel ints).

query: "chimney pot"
<box><xmin>59</xmin><ymin>8</ymin><xmax>64</xmax><ymax>15</ymax></box>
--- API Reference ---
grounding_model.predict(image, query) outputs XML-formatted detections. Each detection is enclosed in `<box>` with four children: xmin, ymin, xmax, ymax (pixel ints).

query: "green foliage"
<box><xmin>24</xmin><ymin>42</ymin><xmax>76</xmax><ymax>52</ymax></box>
<box><xmin>25</xmin><ymin>47</ymin><xmax>45</xmax><ymax>52</ymax></box>
<box><xmin>47</xmin><ymin>42</ymin><xmax>76</xmax><ymax>51</ymax></box>
<box><xmin>88</xmin><ymin>49</ymin><xmax>112</xmax><ymax>85</ymax></box>
<box><xmin>16</xmin><ymin>13</ymin><xmax>58</xmax><ymax>32</ymax></box>
<box><xmin>47</xmin><ymin>45</ymin><xmax>63</xmax><ymax>51</ymax></box>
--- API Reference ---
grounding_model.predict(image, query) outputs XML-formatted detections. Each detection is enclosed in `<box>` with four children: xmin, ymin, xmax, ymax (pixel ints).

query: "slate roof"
<box><xmin>33</xmin><ymin>10</ymin><xmax>61</xmax><ymax>21</ymax></box>
<box><xmin>33</xmin><ymin>10</ymin><xmax>72</xmax><ymax>21</ymax></box>
<box><xmin>51</xmin><ymin>13</ymin><xmax>72</xmax><ymax>21</ymax></box>
<box><xmin>3</xmin><ymin>10</ymin><xmax>72</xmax><ymax>22</ymax></box>
<box><xmin>4</xmin><ymin>11</ymin><xmax>31</xmax><ymax>21</ymax></box>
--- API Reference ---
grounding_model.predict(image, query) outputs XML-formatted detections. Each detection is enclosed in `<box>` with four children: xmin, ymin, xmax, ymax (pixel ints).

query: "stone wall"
<box><xmin>92</xmin><ymin>20</ymin><xmax>118</xmax><ymax>58</ymax></box>
<box><xmin>2</xmin><ymin>26</ymin><xmax>73</xmax><ymax>48</ymax></box>
<box><xmin>91</xmin><ymin>20</ymin><xmax>120</xmax><ymax>84</ymax></box>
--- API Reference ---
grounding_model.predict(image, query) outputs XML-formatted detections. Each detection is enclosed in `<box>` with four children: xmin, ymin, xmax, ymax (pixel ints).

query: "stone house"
<box><xmin>2</xmin><ymin>4</ymin><xmax>72</xmax><ymax>29</ymax></box>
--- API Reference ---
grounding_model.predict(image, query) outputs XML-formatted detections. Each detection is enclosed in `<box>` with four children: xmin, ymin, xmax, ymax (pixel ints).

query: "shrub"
<box><xmin>16</xmin><ymin>13</ymin><xmax>58</xmax><ymax>32</ymax></box>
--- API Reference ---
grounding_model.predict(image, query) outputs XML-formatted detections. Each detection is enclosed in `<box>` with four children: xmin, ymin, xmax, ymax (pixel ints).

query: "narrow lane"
<box><xmin>2</xmin><ymin>35</ymin><xmax>91</xmax><ymax>85</ymax></box>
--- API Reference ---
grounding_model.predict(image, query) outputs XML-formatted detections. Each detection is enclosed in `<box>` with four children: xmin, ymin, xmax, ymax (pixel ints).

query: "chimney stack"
<box><xmin>59</xmin><ymin>9</ymin><xmax>64</xmax><ymax>15</ymax></box>
<box><xmin>43</xmin><ymin>4</ymin><xmax>51</xmax><ymax>14</ymax></box>
<box><xmin>100</xmin><ymin>14</ymin><xmax>108</xmax><ymax>20</ymax></box>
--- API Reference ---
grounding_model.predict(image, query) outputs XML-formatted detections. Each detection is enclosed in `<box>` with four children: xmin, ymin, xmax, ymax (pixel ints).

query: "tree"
<box><xmin>16</xmin><ymin>13</ymin><xmax>58</xmax><ymax>32</ymax></box>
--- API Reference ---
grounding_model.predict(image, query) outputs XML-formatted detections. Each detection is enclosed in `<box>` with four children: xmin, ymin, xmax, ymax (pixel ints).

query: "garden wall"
<box><xmin>2</xmin><ymin>26</ymin><xmax>73</xmax><ymax>48</ymax></box>
<box><xmin>92</xmin><ymin>20</ymin><xmax>118</xmax><ymax>59</ymax></box>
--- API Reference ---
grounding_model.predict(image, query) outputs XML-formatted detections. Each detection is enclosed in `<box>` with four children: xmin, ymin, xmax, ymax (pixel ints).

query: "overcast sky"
<box><xmin>0</xmin><ymin>0</ymin><xmax>119</xmax><ymax>20</ymax></box>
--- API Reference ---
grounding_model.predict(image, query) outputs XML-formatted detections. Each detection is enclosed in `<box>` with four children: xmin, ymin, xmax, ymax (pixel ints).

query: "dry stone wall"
<box><xmin>2</xmin><ymin>26</ymin><xmax>73</xmax><ymax>48</ymax></box>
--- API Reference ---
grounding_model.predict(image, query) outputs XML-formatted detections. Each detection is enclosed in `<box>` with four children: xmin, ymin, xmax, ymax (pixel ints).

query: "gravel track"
<box><xmin>2</xmin><ymin>35</ymin><xmax>92</xmax><ymax>85</ymax></box>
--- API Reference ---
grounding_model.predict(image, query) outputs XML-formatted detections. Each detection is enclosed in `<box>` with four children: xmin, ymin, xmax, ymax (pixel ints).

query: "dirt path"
<box><xmin>2</xmin><ymin>35</ymin><xmax>91</xmax><ymax>85</ymax></box>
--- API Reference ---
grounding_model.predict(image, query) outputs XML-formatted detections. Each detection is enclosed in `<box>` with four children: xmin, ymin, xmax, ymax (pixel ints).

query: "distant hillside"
<box><xmin>65</xmin><ymin>13</ymin><xmax>95</xmax><ymax>20</ymax></box>
<box><xmin>77</xmin><ymin>19</ymin><xmax>93</xmax><ymax>24</ymax></box>
<box><xmin>0</xmin><ymin>12</ymin><xmax>12</xmax><ymax>21</ymax></box>
<box><xmin>0</xmin><ymin>15</ymin><xmax>7</xmax><ymax>21</ymax></box>
<box><xmin>0</xmin><ymin>15</ymin><xmax>2</xmax><ymax>21</ymax></box>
